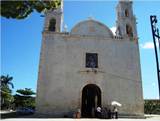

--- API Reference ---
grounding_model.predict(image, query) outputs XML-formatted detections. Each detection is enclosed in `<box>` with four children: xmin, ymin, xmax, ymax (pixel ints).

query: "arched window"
<box><xmin>125</xmin><ymin>9</ymin><xmax>129</xmax><ymax>17</ymax></box>
<box><xmin>49</xmin><ymin>18</ymin><xmax>56</xmax><ymax>31</ymax></box>
<box><xmin>126</xmin><ymin>24</ymin><xmax>133</xmax><ymax>37</ymax></box>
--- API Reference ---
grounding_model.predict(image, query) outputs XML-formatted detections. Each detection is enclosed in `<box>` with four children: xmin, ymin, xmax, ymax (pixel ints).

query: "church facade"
<box><xmin>36</xmin><ymin>0</ymin><xmax>144</xmax><ymax>117</ymax></box>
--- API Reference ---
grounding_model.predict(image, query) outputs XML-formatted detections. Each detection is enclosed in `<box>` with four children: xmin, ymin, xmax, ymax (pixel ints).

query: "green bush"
<box><xmin>144</xmin><ymin>99</ymin><xmax>160</xmax><ymax>114</ymax></box>
<box><xmin>14</xmin><ymin>88</ymin><xmax>36</xmax><ymax>109</ymax></box>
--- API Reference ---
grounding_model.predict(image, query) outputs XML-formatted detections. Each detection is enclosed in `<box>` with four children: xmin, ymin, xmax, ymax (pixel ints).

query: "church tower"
<box><xmin>116</xmin><ymin>0</ymin><xmax>137</xmax><ymax>39</ymax></box>
<box><xmin>43</xmin><ymin>1</ymin><xmax>63</xmax><ymax>32</ymax></box>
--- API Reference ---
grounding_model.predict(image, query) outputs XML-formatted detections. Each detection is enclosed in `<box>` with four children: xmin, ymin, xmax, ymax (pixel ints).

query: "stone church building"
<box><xmin>36</xmin><ymin>0</ymin><xmax>144</xmax><ymax>117</ymax></box>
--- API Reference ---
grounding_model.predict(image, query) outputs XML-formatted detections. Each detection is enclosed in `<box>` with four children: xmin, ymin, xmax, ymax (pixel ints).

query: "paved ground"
<box><xmin>1</xmin><ymin>118</ymin><xmax>160</xmax><ymax>121</ymax></box>
<box><xmin>1</xmin><ymin>115</ymin><xmax>160</xmax><ymax>121</ymax></box>
<box><xmin>1</xmin><ymin>111</ymin><xmax>160</xmax><ymax>121</ymax></box>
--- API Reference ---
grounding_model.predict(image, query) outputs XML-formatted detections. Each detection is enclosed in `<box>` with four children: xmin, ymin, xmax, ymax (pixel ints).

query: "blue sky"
<box><xmin>1</xmin><ymin>0</ymin><xmax>160</xmax><ymax>99</ymax></box>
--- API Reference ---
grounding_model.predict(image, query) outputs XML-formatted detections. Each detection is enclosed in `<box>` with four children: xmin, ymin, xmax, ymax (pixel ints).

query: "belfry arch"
<box><xmin>48</xmin><ymin>18</ymin><xmax>56</xmax><ymax>31</ymax></box>
<box><xmin>125</xmin><ymin>9</ymin><xmax>129</xmax><ymax>17</ymax></box>
<box><xmin>126</xmin><ymin>24</ymin><xmax>133</xmax><ymax>37</ymax></box>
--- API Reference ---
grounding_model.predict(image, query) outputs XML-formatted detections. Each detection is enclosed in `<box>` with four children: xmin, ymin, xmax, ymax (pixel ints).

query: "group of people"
<box><xmin>95</xmin><ymin>106</ymin><xmax>118</xmax><ymax>119</ymax></box>
<box><xmin>74</xmin><ymin>106</ymin><xmax>118</xmax><ymax>119</ymax></box>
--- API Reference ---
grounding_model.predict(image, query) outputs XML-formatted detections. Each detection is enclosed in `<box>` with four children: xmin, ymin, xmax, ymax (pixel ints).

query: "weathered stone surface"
<box><xmin>36</xmin><ymin>33</ymin><xmax>143</xmax><ymax>116</ymax></box>
<box><xmin>71</xmin><ymin>20</ymin><xmax>114</xmax><ymax>38</ymax></box>
<box><xmin>36</xmin><ymin>0</ymin><xmax>144</xmax><ymax>117</ymax></box>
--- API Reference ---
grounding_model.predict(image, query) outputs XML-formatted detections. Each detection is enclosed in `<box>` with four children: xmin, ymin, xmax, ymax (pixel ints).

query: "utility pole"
<box><xmin>150</xmin><ymin>15</ymin><xmax>160</xmax><ymax>99</ymax></box>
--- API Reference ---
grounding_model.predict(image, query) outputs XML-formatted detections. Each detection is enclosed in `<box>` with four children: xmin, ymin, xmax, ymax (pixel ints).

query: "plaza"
<box><xmin>2</xmin><ymin>115</ymin><xmax>160</xmax><ymax>121</ymax></box>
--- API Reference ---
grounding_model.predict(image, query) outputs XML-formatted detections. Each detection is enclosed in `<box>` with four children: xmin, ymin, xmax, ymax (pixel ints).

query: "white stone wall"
<box><xmin>36</xmin><ymin>32</ymin><xmax>144</xmax><ymax>116</ymax></box>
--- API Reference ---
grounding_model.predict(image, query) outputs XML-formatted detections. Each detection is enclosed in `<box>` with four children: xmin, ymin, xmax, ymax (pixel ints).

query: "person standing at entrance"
<box><xmin>113</xmin><ymin>106</ymin><xmax>118</xmax><ymax>119</ymax></box>
<box><xmin>76</xmin><ymin>109</ymin><xmax>81</xmax><ymax>118</ymax></box>
<box><xmin>95</xmin><ymin>107</ymin><xmax>101</xmax><ymax>118</ymax></box>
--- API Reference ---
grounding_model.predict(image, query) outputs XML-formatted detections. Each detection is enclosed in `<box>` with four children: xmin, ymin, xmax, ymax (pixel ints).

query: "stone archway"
<box><xmin>81</xmin><ymin>84</ymin><xmax>101</xmax><ymax>118</ymax></box>
<box><xmin>126</xmin><ymin>24</ymin><xmax>133</xmax><ymax>37</ymax></box>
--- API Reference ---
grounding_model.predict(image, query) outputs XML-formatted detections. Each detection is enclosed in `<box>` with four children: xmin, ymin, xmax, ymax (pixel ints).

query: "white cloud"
<box><xmin>110</xmin><ymin>26</ymin><xmax>116</xmax><ymax>35</ymax></box>
<box><xmin>140</xmin><ymin>42</ymin><xmax>154</xmax><ymax>49</ymax></box>
<box><xmin>140</xmin><ymin>41</ymin><xmax>158</xmax><ymax>49</ymax></box>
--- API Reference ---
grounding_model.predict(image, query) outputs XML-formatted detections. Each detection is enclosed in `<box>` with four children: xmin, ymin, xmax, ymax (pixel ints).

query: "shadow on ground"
<box><xmin>1</xmin><ymin>112</ymin><xmax>75</xmax><ymax>119</ymax></box>
<box><xmin>1</xmin><ymin>112</ymin><xmax>35</xmax><ymax>119</ymax></box>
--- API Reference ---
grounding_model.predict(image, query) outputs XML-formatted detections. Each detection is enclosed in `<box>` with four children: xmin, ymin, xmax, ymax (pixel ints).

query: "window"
<box><xmin>49</xmin><ymin>18</ymin><xmax>56</xmax><ymax>31</ymax></box>
<box><xmin>86</xmin><ymin>53</ymin><xmax>98</xmax><ymax>68</ymax></box>
<box><xmin>125</xmin><ymin>9</ymin><xmax>129</xmax><ymax>17</ymax></box>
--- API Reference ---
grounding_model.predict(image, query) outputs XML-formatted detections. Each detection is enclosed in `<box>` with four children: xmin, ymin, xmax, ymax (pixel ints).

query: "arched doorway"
<box><xmin>81</xmin><ymin>84</ymin><xmax>101</xmax><ymax>118</ymax></box>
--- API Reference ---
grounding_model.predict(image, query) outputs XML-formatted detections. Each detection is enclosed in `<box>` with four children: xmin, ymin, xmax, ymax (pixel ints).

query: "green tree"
<box><xmin>14</xmin><ymin>88</ymin><xmax>36</xmax><ymax>109</ymax></box>
<box><xmin>0</xmin><ymin>75</ymin><xmax>14</xmax><ymax>110</ymax></box>
<box><xmin>0</xmin><ymin>0</ymin><xmax>61</xmax><ymax>19</ymax></box>
<box><xmin>144</xmin><ymin>100</ymin><xmax>160</xmax><ymax>114</ymax></box>
<box><xmin>1</xmin><ymin>75</ymin><xmax>14</xmax><ymax>88</ymax></box>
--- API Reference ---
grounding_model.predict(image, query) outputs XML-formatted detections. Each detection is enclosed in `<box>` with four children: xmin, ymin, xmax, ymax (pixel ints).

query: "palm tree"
<box><xmin>0</xmin><ymin>75</ymin><xmax>14</xmax><ymax>109</ymax></box>
<box><xmin>0</xmin><ymin>75</ymin><xmax>14</xmax><ymax>89</ymax></box>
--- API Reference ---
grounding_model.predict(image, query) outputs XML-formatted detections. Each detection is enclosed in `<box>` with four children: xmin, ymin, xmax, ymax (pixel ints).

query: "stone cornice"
<box><xmin>42</xmin><ymin>31</ymin><xmax>138</xmax><ymax>43</ymax></box>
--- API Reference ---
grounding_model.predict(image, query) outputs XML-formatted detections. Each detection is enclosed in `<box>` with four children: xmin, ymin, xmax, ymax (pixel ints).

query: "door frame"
<box><xmin>81</xmin><ymin>84</ymin><xmax>101</xmax><ymax>118</ymax></box>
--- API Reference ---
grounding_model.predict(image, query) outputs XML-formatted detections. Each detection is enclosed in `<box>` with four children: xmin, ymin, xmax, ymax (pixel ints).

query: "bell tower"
<box><xmin>43</xmin><ymin>0</ymin><xmax>63</xmax><ymax>32</ymax></box>
<box><xmin>116</xmin><ymin>0</ymin><xmax>137</xmax><ymax>39</ymax></box>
